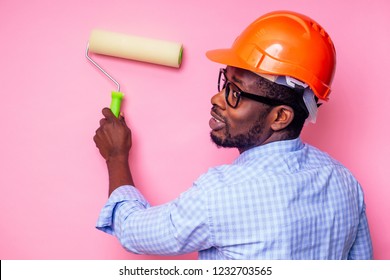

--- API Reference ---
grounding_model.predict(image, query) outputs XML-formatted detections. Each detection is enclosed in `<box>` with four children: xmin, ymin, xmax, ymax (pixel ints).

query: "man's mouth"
<box><xmin>209</xmin><ymin>110</ymin><xmax>226</xmax><ymax>131</ymax></box>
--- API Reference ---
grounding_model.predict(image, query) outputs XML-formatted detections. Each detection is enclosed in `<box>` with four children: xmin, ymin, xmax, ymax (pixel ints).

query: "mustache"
<box><xmin>211</xmin><ymin>106</ymin><xmax>226</xmax><ymax>122</ymax></box>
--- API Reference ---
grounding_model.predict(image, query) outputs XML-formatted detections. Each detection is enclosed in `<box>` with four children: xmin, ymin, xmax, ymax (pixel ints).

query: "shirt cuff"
<box><xmin>96</xmin><ymin>185</ymin><xmax>150</xmax><ymax>235</ymax></box>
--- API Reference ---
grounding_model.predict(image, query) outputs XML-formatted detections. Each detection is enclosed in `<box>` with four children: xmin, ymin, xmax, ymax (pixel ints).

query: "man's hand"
<box><xmin>94</xmin><ymin>108</ymin><xmax>132</xmax><ymax>162</ymax></box>
<box><xmin>94</xmin><ymin>108</ymin><xmax>134</xmax><ymax>195</ymax></box>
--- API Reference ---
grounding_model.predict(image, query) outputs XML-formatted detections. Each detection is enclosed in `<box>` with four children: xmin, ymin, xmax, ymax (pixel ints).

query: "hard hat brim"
<box><xmin>206</xmin><ymin>48</ymin><xmax>277</xmax><ymax>77</ymax></box>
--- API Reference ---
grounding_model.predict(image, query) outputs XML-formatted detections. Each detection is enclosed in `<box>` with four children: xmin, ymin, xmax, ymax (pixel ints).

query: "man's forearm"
<box><xmin>106</xmin><ymin>155</ymin><xmax>134</xmax><ymax>196</ymax></box>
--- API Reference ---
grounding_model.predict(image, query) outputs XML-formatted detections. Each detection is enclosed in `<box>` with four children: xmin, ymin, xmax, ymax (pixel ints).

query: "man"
<box><xmin>93</xmin><ymin>11</ymin><xmax>373</xmax><ymax>259</ymax></box>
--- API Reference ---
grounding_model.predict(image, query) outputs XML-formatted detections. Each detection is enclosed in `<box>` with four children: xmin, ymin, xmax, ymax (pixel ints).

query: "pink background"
<box><xmin>0</xmin><ymin>0</ymin><xmax>389</xmax><ymax>260</ymax></box>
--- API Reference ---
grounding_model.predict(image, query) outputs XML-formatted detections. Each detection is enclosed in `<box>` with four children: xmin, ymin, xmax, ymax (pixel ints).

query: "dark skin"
<box><xmin>93</xmin><ymin>108</ymin><xmax>134</xmax><ymax>195</ymax></box>
<box><xmin>94</xmin><ymin>66</ymin><xmax>295</xmax><ymax>195</ymax></box>
<box><xmin>210</xmin><ymin>67</ymin><xmax>295</xmax><ymax>153</ymax></box>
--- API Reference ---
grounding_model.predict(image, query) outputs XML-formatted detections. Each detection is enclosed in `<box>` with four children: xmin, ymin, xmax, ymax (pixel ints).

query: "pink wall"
<box><xmin>0</xmin><ymin>0</ymin><xmax>389</xmax><ymax>260</ymax></box>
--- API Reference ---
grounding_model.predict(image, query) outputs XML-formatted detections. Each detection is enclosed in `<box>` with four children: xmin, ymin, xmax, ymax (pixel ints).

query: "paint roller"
<box><xmin>86</xmin><ymin>29</ymin><xmax>183</xmax><ymax>117</ymax></box>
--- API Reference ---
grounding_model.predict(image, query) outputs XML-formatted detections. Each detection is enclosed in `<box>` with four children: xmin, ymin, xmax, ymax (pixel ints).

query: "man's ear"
<box><xmin>269</xmin><ymin>105</ymin><xmax>294</xmax><ymax>131</ymax></box>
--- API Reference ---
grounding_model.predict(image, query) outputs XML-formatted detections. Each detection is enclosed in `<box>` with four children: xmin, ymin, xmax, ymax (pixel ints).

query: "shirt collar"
<box><xmin>234</xmin><ymin>138</ymin><xmax>305</xmax><ymax>165</ymax></box>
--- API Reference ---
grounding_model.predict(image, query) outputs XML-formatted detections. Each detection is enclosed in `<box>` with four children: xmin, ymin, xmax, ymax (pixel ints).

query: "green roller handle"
<box><xmin>110</xmin><ymin>91</ymin><xmax>124</xmax><ymax>117</ymax></box>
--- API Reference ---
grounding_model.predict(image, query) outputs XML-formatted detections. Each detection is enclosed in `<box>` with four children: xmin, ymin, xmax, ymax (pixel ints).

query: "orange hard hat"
<box><xmin>206</xmin><ymin>10</ymin><xmax>336</xmax><ymax>100</ymax></box>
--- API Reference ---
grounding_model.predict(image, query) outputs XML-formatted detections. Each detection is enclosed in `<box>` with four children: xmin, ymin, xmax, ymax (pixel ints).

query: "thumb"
<box><xmin>102</xmin><ymin>107</ymin><xmax>116</xmax><ymax>121</ymax></box>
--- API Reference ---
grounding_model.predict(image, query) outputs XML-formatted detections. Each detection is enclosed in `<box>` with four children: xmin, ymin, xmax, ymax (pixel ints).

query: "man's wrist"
<box><xmin>106</xmin><ymin>153</ymin><xmax>129</xmax><ymax>166</ymax></box>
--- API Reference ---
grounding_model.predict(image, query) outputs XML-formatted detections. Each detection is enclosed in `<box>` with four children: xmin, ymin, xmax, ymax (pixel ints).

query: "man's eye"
<box><xmin>232</xmin><ymin>90</ymin><xmax>240</xmax><ymax>98</ymax></box>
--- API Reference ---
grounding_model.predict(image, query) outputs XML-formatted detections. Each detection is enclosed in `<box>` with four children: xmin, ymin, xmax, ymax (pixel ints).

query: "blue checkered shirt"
<box><xmin>96</xmin><ymin>138</ymin><xmax>373</xmax><ymax>259</ymax></box>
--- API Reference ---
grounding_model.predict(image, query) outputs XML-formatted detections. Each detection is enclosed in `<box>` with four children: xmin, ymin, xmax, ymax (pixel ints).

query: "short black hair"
<box><xmin>255</xmin><ymin>76</ymin><xmax>309</xmax><ymax>137</ymax></box>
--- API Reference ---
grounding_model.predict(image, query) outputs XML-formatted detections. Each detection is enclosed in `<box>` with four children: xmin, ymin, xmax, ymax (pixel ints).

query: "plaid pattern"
<box><xmin>96</xmin><ymin>138</ymin><xmax>373</xmax><ymax>259</ymax></box>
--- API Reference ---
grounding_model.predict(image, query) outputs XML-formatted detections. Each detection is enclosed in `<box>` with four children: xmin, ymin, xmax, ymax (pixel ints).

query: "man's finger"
<box><xmin>118</xmin><ymin>112</ymin><xmax>127</xmax><ymax>125</ymax></box>
<box><xmin>102</xmin><ymin>107</ymin><xmax>116</xmax><ymax>121</ymax></box>
<box><xmin>99</xmin><ymin>118</ymin><xmax>107</xmax><ymax>126</ymax></box>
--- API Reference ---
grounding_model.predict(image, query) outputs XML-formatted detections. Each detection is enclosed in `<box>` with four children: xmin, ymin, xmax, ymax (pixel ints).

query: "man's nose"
<box><xmin>210</xmin><ymin>89</ymin><xmax>226</xmax><ymax>109</ymax></box>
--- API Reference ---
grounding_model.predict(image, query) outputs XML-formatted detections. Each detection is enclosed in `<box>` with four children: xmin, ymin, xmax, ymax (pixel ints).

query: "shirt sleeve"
<box><xmin>96</xmin><ymin>185</ymin><xmax>213</xmax><ymax>256</ymax></box>
<box><xmin>348</xmin><ymin>202</ymin><xmax>373</xmax><ymax>259</ymax></box>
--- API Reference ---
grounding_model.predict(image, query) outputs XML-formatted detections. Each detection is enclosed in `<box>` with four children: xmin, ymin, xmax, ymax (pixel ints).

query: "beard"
<box><xmin>210</xmin><ymin>119</ymin><xmax>265</xmax><ymax>150</ymax></box>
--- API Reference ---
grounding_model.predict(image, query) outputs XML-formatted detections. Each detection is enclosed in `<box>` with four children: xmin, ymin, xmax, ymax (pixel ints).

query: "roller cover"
<box><xmin>89</xmin><ymin>29</ymin><xmax>183</xmax><ymax>68</ymax></box>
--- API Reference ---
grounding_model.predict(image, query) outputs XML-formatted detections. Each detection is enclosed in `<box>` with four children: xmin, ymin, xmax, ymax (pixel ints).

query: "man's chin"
<box><xmin>210</xmin><ymin>132</ymin><xmax>256</xmax><ymax>150</ymax></box>
<box><xmin>210</xmin><ymin>133</ymin><xmax>235</xmax><ymax>149</ymax></box>
<box><xmin>210</xmin><ymin>133</ymin><xmax>225</xmax><ymax>148</ymax></box>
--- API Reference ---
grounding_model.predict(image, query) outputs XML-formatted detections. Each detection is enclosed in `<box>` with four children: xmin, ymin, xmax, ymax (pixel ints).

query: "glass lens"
<box><xmin>218</xmin><ymin>69</ymin><xmax>227</xmax><ymax>92</ymax></box>
<box><xmin>218</xmin><ymin>68</ymin><xmax>243</xmax><ymax>108</ymax></box>
<box><xmin>225</xmin><ymin>82</ymin><xmax>240</xmax><ymax>108</ymax></box>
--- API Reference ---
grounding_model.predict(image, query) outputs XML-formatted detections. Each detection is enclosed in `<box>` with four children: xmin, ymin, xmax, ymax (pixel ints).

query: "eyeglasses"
<box><xmin>218</xmin><ymin>68</ymin><xmax>287</xmax><ymax>108</ymax></box>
